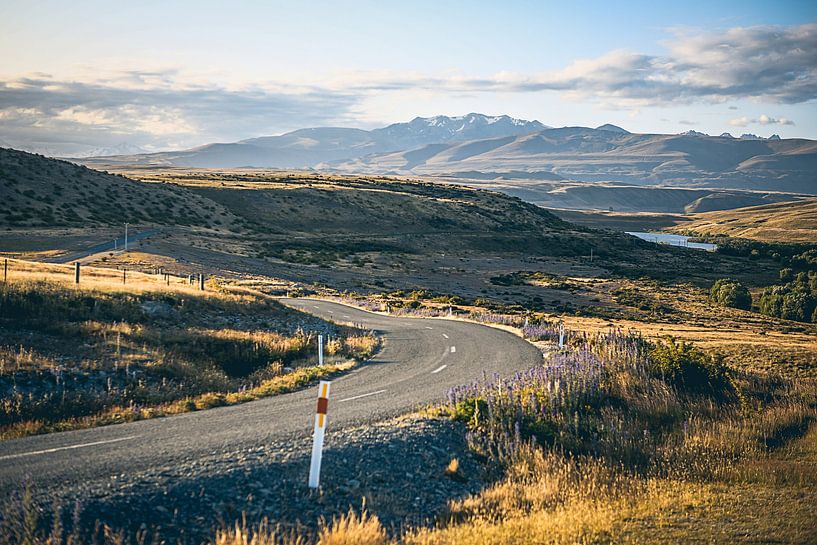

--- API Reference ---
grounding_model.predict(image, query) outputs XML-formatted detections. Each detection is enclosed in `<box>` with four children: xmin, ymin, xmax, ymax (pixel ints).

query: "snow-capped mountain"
<box><xmin>74</xmin><ymin>115</ymin><xmax>816</xmax><ymax>194</ymax></box>
<box><xmin>371</xmin><ymin>113</ymin><xmax>548</xmax><ymax>148</ymax></box>
<box><xmin>78</xmin><ymin>113</ymin><xmax>548</xmax><ymax>168</ymax></box>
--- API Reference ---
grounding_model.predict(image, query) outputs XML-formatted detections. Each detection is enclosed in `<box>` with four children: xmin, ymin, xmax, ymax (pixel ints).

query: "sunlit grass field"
<box><xmin>0</xmin><ymin>259</ymin><xmax>378</xmax><ymax>439</ymax></box>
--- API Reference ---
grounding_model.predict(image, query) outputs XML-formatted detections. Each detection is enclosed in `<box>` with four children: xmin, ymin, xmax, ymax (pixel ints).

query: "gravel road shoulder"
<box><xmin>53</xmin><ymin>414</ymin><xmax>486</xmax><ymax>543</ymax></box>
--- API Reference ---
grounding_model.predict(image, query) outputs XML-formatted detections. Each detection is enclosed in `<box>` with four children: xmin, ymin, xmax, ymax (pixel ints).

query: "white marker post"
<box><xmin>308</xmin><ymin>380</ymin><xmax>331</xmax><ymax>489</ymax></box>
<box><xmin>558</xmin><ymin>322</ymin><xmax>565</xmax><ymax>348</ymax></box>
<box><xmin>318</xmin><ymin>334</ymin><xmax>324</xmax><ymax>366</ymax></box>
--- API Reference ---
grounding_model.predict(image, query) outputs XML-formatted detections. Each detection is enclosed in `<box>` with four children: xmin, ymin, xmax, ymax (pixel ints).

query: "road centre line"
<box><xmin>338</xmin><ymin>389</ymin><xmax>387</xmax><ymax>402</ymax></box>
<box><xmin>431</xmin><ymin>365</ymin><xmax>447</xmax><ymax>374</ymax></box>
<box><xmin>442</xmin><ymin>333</ymin><xmax>449</xmax><ymax>339</ymax></box>
<box><xmin>0</xmin><ymin>435</ymin><xmax>138</xmax><ymax>461</ymax></box>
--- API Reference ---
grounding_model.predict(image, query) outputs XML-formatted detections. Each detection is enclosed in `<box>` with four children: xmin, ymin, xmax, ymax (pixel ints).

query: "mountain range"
<box><xmin>77</xmin><ymin>113</ymin><xmax>817</xmax><ymax>195</ymax></box>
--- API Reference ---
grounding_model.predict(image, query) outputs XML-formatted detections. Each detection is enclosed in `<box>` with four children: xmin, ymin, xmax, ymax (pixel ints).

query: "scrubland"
<box><xmin>2</xmin><ymin>164</ymin><xmax>816</xmax><ymax>544</ymax></box>
<box><xmin>0</xmin><ymin>259</ymin><xmax>377</xmax><ymax>439</ymax></box>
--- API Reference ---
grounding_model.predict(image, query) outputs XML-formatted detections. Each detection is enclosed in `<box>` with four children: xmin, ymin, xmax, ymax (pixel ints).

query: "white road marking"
<box><xmin>424</xmin><ymin>326</ymin><xmax>433</xmax><ymax>330</ymax></box>
<box><xmin>327</xmin><ymin>310</ymin><xmax>334</xmax><ymax>314</ymax></box>
<box><xmin>0</xmin><ymin>435</ymin><xmax>138</xmax><ymax>461</ymax></box>
<box><xmin>431</xmin><ymin>364</ymin><xmax>447</xmax><ymax>374</ymax></box>
<box><xmin>343</xmin><ymin>315</ymin><xmax>350</xmax><ymax>318</ymax></box>
<box><xmin>450</xmin><ymin>346</ymin><xmax>456</xmax><ymax>353</ymax></box>
<box><xmin>313</xmin><ymin>305</ymin><xmax>320</xmax><ymax>309</ymax></box>
<box><xmin>442</xmin><ymin>333</ymin><xmax>449</xmax><ymax>339</ymax></box>
<box><xmin>338</xmin><ymin>389</ymin><xmax>387</xmax><ymax>402</ymax></box>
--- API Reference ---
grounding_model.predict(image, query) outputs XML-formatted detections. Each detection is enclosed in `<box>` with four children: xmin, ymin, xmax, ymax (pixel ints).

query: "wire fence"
<box><xmin>1</xmin><ymin>257</ymin><xmax>209</xmax><ymax>295</ymax></box>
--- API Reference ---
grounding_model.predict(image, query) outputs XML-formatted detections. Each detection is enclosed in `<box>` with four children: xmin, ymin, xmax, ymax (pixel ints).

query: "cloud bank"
<box><xmin>1</xmin><ymin>23</ymin><xmax>814</xmax><ymax>154</ymax></box>
<box><xmin>729</xmin><ymin>114</ymin><xmax>796</xmax><ymax>127</ymax></box>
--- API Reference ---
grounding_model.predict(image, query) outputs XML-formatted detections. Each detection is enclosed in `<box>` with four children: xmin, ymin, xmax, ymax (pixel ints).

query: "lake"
<box><xmin>626</xmin><ymin>232</ymin><xmax>718</xmax><ymax>252</ymax></box>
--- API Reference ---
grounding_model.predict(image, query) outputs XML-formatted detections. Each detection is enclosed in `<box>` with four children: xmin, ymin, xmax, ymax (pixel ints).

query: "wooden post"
<box><xmin>74</xmin><ymin>262</ymin><xmax>80</xmax><ymax>284</ymax></box>
<box><xmin>123</xmin><ymin>268</ymin><xmax>126</xmax><ymax>285</ymax></box>
<box><xmin>199</xmin><ymin>273</ymin><xmax>205</xmax><ymax>291</ymax></box>
<box><xmin>3</xmin><ymin>258</ymin><xmax>7</xmax><ymax>283</ymax></box>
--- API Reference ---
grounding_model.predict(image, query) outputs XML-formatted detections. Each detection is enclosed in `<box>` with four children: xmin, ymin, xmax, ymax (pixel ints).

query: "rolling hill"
<box><xmin>77</xmin><ymin>116</ymin><xmax>817</xmax><ymax>196</ymax></box>
<box><xmin>332</xmin><ymin>127</ymin><xmax>817</xmax><ymax>194</ymax></box>
<box><xmin>2</xmin><ymin>149</ymin><xmax>640</xmax><ymax>263</ymax></box>
<box><xmin>0</xmin><ymin>147</ymin><xmax>239</xmax><ymax>228</ymax></box>
<box><xmin>79</xmin><ymin>114</ymin><xmax>547</xmax><ymax>169</ymax></box>
<box><xmin>670</xmin><ymin>198</ymin><xmax>817</xmax><ymax>243</ymax></box>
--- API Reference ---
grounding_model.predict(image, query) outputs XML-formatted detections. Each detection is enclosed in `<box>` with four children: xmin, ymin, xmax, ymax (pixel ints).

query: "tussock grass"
<box><xmin>0</xmin><ymin>267</ymin><xmax>379</xmax><ymax>439</ymax></box>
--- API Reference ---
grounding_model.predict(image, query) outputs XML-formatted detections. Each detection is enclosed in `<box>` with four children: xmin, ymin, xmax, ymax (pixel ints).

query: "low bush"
<box><xmin>709</xmin><ymin>278</ymin><xmax>752</xmax><ymax>310</ymax></box>
<box><xmin>648</xmin><ymin>336</ymin><xmax>732</xmax><ymax>394</ymax></box>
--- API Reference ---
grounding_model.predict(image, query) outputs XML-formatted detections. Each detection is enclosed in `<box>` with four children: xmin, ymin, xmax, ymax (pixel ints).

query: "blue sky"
<box><xmin>1</xmin><ymin>0</ymin><xmax>816</xmax><ymax>154</ymax></box>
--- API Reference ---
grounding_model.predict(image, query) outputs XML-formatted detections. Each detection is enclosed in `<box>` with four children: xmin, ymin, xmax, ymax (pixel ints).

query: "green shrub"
<box><xmin>648</xmin><ymin>337</ymin><xmax>731</xmax><ymax>394</ymax></box>
<box><xmin>709</xmin><ymin>278</ymin><xmax>752</xmax><ymax>310</ymax></box>
<box><xmin>758</xmin><ymin>271</ymin><xmax>817</xmax><ymax>323</ymax></box>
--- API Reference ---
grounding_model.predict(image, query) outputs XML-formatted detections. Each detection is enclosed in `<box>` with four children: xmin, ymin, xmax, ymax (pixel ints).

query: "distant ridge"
<box><xmin>595</xmin><ymin>124</ymin><xmax>629</xmax><ymax>134</ymax></box>
<box><xmin>74</xmin><ymin>114</ymin><xmax>817</xmax><ymax>195</ymax></box>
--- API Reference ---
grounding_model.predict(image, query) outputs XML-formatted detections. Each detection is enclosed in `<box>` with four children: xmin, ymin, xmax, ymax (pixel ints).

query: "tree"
<box><xmin>781</xmin><ymin>289</ymin><xmax>816</xmax><ymax>322</ymax></box>
<box><xmin>710</xmin><ymin>279</ymin><xmax>752</xmax><ymax>310</ymax></box>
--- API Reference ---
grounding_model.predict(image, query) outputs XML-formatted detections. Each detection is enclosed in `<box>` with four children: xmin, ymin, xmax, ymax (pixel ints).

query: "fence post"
<box><xmin>199</xmin><ymin>273</ymin><xmax>205</xmax><ymax>291</ymax></box>
<box><xmin>123</xmin><ymin>268</ymin><xmax>126</xmax><ymax>285</ymax></box>
<box><xmin>308</xmin><ymin>381</ymin><xmax>331</xmax><ymax>489</ymax></box>
<box><xmin>74</xmin><ymin>262</ymin><xmax>80</xmax><ymax>285</ymax></box>
<box><xmin>3</xmin><ymin>258</ymin><xmax>7</xmax><ymax>283</ymax></box>
<box><xmin>318</xmin><ymin>334</ymin><xmax>324</xmax><ymax>366</ymax></box>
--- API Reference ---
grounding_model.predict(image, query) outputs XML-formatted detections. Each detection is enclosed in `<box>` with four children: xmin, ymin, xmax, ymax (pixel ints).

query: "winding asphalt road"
<box><xmin>0</xmin><ymin>299</ymin><xmax>542</xmax><ymax>498</ymax></box>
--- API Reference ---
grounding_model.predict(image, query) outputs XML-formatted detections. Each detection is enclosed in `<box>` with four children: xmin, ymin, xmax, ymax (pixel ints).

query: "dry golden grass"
<box><xmin>212</xmin><ymin>510</ymin><xmax>387</xmax><ymax>545</ymax></box>
<box><xmin>670</xmin><ymin>198</ymin><xmax>817</xmax><ymax>243</ymax></box>
<box><xmin>1</xmin><ymin>257</ymin><xmax>213</xmax><ymax>296</ymax></box>
<box><xmin>315</xmin><ymin>509</ymin><xmax>387</xmax><ymax>545</ymax></box>
<box><xmin>405</xmin><ymin>424</ymin><xmax>817</xmax><ymax>545</ymax></box>
<box><xmin>0</xmin><ymin>260</ymin><xmax>380</xmax><ymax>439</ymax></box>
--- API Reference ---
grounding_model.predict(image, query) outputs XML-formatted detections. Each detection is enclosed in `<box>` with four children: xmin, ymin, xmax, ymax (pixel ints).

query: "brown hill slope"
<box><xmin>671</xmin><ymin>198</ymin><xmax>817</xmax><ymax>243</ymax></box>
<box><xmin>0</xmin><ymin>148</ymin><xmax>239</xmax><ymax>228</ymax></box>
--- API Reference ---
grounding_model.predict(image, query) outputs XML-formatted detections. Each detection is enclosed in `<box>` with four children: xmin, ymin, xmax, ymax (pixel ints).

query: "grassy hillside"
<box><xmin>106</xmin><ymin>167</ymin><xmax>640</xmax><ymax>261</ymax></box>
<box><xmin>0</xmin><ymin>148</ymin><xmax>239</xmax><ymax>228</ymax></box>
<box><xmin>672</xmin><ymin>199</ymin><xmax>817</xmax><ymax>243</ymax></box>
<box><xmin>0</xmin><ymin>259</ymin><xmax>376</xmax><ymax>439</ymax></box>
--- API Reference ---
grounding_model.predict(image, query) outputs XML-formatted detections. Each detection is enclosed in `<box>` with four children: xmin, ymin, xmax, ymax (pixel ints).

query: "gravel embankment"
<box><xmin>62</xmin><ymin>414</ymin><xmax>486</xmax><ymax>543</ymax></box>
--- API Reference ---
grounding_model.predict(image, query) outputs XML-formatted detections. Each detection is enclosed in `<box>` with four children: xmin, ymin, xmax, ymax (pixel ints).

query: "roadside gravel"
<box><xmin>62</xmin><ymin>414</ymin><xmax>486</xmax><ymax>543</ymax></box>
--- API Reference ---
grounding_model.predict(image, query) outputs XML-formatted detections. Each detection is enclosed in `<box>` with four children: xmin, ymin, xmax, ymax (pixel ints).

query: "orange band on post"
<box><xmin>317</xmin><ymin>397</ymin><xmax>328</xmax><ymax>415</ymax></box>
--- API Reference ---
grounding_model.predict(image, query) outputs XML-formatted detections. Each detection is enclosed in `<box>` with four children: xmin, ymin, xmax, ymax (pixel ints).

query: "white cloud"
<box><xmin>729</xmin><ymin>114</ymin><xmax>796</xmax><ymax>127</ymax></box>
<box><xmin>0</xmin><ymin>23</ymin><xmax>814</xmax><ymax>152</ymax></box>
